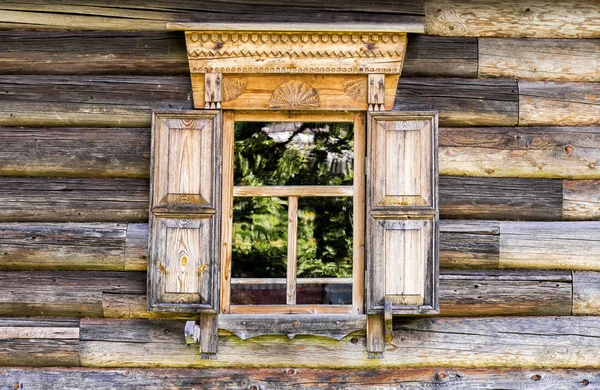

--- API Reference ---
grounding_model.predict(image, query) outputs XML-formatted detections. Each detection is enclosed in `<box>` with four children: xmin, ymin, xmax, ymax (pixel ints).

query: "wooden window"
<box><xmin>220</xmin><ymin>111</ymin><xmax>366</xmax><ymax>315</ymax></box>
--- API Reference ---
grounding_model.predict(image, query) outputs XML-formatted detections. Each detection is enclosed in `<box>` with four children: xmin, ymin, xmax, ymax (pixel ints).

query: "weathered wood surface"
<box><xmin>0</xmin><ymin>76</ymin><xmax>193</xmax><ymax>127</ymax></box>
<box><xmin>519</xmin><ymin>82</ymin><xmax>600</xmax><ymax>127</ymax></box>
<box><xmin>0</xmin><ymin>31</ymin><xmax>189</xmax><ymax>75</ymax></box>
<box><xmin>0</xmin><ymin>176</ymin><xmax>580</xmax><ymax>222</ymax></box>
<box><xmin>563</xmin><ymin>180</ymin><xmax>600</xmax><ymax>221</ymax></box>
<box><xmin>573</xmin><ymin>272</ymin><xmax>600</xmax><ymax>316</ymax></box>
<box><xmin>5</xmin><ymin>220</ymin><xmax>598</xmax><ymax>272</ymax></box>
<box><xmin>0</xmin><ymin>270</ymin><xmax>574</xmax><ymax>318</ymax></box>
<box><xmin>439</xmin><ymin>127</ymin><xmax>600</xmax><ymax>179</ymax></box>
<box><xmin>78</xmin><ymin>316</ymin><xmax>600</xmax><ymax>368</ymax></box>
<box><xmin>0</xmin><ymin>178</ymin><xmax>149</xmax><ymax>222</ymax></box>
<box><xmin>500</xmin><ymin>222</ymin><xmax>600</xmax><ymax>270</ymax></box>
<box><xmin>0</xmin><ymin>318</ymin><xmax>80</xmax><ymax>367</ymax></box>
<box><xmin>4</xmin><ymin>368</ymin><xmax>600</xmax><ymax>390</ymax></box>
<box><xmin>0</xmin><ymin>223</ymin><xmax>129</xmax><ymax>271</ymax></box>
<box><xmin>479</xmin><ymin>38</ymin><xmax>600</xmax><ymax>82</ymax></box>
<box><xmin>394</xmin><ymin>78</ymin><xmax>519</xmax><ymax>127</ymax></box>
<box><xmin>4</xmin><ymin>367</ymin><xmax>600</xmax><ymax>389</ymax></box>
<box><xmin>439</xmin><ymin>176</ymin><xmax>563</xmax><ymax>220</ymax></box>
<box><xmin>0</xmin><ymin>1</ymin><xmax>425</xmax><ymax>31</ymax></box>
<box><xmin>440</xmin><ymin>220</ymin><xmax>499</xmax><ymax>269</ymax></box>
<box><xmin>2</xmin><ymin>126</ymin><xmax>598</xmax><ymax>180</ymax></box>
<box><xmin>0</xmin><ymin>127</ymin><xmax>150</xmax><ymax>178</ymax></box>
<box><xmin>403</xmin><ymin>35</ymin><xmax>478</xmax><ymax>78</ymax></box>
<box><xmin>0</xmin><ymin>31</ymin><xmax>475</xmax><ymax>78</ymax></box>
<box><xmin>1</xmin><ymin>77</ymin><xmax>596</xmax><ymax>128</ymax></box>
<box><xmin>426</xmin><ymin>0</ymin><xmax>600</xmax><ymax>38</ymax></box>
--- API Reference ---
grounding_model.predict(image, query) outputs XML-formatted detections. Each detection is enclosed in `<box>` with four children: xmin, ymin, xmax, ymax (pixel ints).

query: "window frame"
<box><xmin>220</xmin><ymin>110</ymin><xmax>366</xmax><ymax>315</ymax></box>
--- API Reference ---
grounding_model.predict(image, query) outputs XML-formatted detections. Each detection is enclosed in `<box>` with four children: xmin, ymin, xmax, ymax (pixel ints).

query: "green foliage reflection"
<box><xmin>232</xmin><ymin>122</ymin><xmax>354</xmax><ymax>279</ymax></box>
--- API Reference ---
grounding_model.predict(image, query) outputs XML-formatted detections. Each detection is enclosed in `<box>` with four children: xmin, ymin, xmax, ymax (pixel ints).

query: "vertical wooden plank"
<box><xmin>385</xmin><ymin>129</ymin><xmax>406</xmax><ymax>196</ymax></box>
<box><xmin>167</xmin><ymin>128</ymin><xmax>202</xmax><ymax>195</ymax></box>
<box><xmin>287</xmin><ymin>196</ymin><xmax>298</xmax><ymax>305</ymax></box>
<box><xmin>204</xmin><ymin>73</ymin><xmax>222</xmax><ymax>109</ymax></box>
<box><xmin>353</xmin><ymin>112</ymin><xmax>366</xmax><ymax>315</ymax></box>
<box><xmin>220</xmin><ymin>111</ymin><xmax>235</xmax><ymax>314</ymax></box>
<box><xmin>368</xmin><ymin>74</ymin><xmax>385</xmax><ymax>111</ymax></box>
<box><xmin>366</xmin><ymin>314</ymin><xmax>384</xmax><ymax>359</ymax></box>
<box><xmin>165</xmin><ymin>224</ymin><xmax>199</xmax><ymax>293</ymax></box>
<box><xmin>384</xmin><ymin>228</ymin><xmax>404</xmax><ymax>296</ymax></box>
<box><xmin>200</xmin><ymin>312</ymin><xmax>218</xmax><ymax>359</ymax></box>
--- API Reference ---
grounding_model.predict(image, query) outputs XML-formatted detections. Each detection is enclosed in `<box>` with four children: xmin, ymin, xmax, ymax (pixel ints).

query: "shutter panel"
<box><xmin>148</xmin><ymin>111</ymin><xmax>221</xmax><ymax>313</ymax></box>
<box><xmin>366</xmin><ymin>112</ymin><xmax>439</xmax><ymax>315</ymax></box>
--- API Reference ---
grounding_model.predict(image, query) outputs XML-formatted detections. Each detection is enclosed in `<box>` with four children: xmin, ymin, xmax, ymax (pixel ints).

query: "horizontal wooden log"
<box><xmin>394</xmin><ymin>78</ymin><xmax>519</xmax><ymax>127</ymax></box>
<box><xmin>439</xmin><ymin>176</ymin><xmax>563</xmax><ymax>220</ymax></box>
<box><xmin>2</xmin><ymin>126</ymin><xmax>599</xmax><ymax>180</ymax></box>
<box><xmin>0</xmin><ymin>318</ymin><xmax>80</xmax><ymax>367</ymax></box>
<box><xmin>403</xmin><ymin>35</ymin><xmax>478</xmax><ymax>78</ymax></box>
<box><xmin>439</xmin><ymin>127</ymin><xmax>600</xmax><ymax>179</ymax></box>
<box><xmin>0</xmin><ymin>178</ymin><xmax>149</xmax><ymax>222</ymax></box>
<box><xmin>440</xmin><ymin>220</ymin><xmax>499</xmax><ymax>269</ymax></box>
<box><xmin>563</xmin><ymin>180</ymin><xmax>600</xmax><ymax>221</ymax></box>
<box><xmin>0</xmin><ymin>31</ymin><xmax>475</xmax><ymax>78</ymax></box>
<box><xmin>0</xmin><ymin>75</ymin><xmax>193</xmax><ymax>127</ymax></box>
<box><xmin>0</xmin><ymin>270</ymin><xmax>573</xmax><ymax>318</ymax></box>
<box><xmin>519</xmin><ymin>82</ymin><xmax>600</xmax><ymax>127</ymax></box>
<box><xmin>425</xmin><ymin>0</ymin><xmax>600</xmax><ymax>38</ymax></box>
<box><xmin>0</xmin><ymin>127</ymin><xmax>150</xmax><ymax>178</ymax></box>
<box><xmin>499</xmin><ymin>222</ymin><xmax>600</xmax><ymax>270</ymax></box>
<box><xmin>0</xmin><ymin>1</ymin><xmax>424</xmax><ymax>31</ymax></box>
<box><xmin>4</xmin><ymin>367</ymin><xmax>600</xmax><ymax>389</ymax></box>
<box><xmin>78</xmin><ymin>316</ymin><xmax>600</xmax><ymax>368</ymax></box>
<box><xmin>5</xmin><ymin>220</ymin><xmax>598</xmax><ymax>272</ymax></box>
<box><xmin>0</xmin><ymin>176</ymin><xmax>573</xmax><ymax>222</ymax></box>
<box><xmin>0</xmin><ymin>31</ymin><xmax>189</xmax><ymax>75</ymax></box>
<box><xmin>479</xmin><ymin>38</ymin><xmax>600</xmax><ymax>82</ymax></box>
<box><xmin>573</xmin><ymin>272</ymin><xmax>600</xmax><ymax>316</ymax></box>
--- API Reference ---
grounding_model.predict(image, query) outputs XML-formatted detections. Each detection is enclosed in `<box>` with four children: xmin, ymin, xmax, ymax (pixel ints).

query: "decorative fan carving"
<box><xmin>343</xmin><ymin>78</ymin><xmax>367</xmax><ymax>102</ymax></box>
<box><xmin>269</xmin><ymin>81</ymin><xmax>320</xmax><ymax>109</ymax></box>
<box><xmin>222</xmin><ymin>77</ymin><xmax>248</xmax><ymax>102</ymax></box>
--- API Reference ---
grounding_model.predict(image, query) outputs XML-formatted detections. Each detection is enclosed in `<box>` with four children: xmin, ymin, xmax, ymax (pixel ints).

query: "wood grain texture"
<box><xmin>563</xmin><ymin>180</ymin><xmax>600</xmax><ymax>220</ymax></box>
<box><xmin>439</xmin><ymin>127</ymin><xmax>600</xmax><ymax>179</ymax></box>
<box><xmin>0</xmin><ymin>223</ymin><xmax>128</xmax><ymax>271</ymax></box>
<box><xmin>0</xmin><ymin>178</ymin><xmax>149</xmax><ymax>222</ymax></box>
<box><xmin>78</xmin><ymin>316</ymin><xmax>600</xmax><ymax>368</ymax></box>
<box><xmin>0</xmin><ymin>270</ymin><xmax>574</xmax><ymax>318</ymax></box>
<box><xmin>426</xmin><ymin>0</ymin><xmax>600</xmax><ymax>38</ymax></box>
<box><xmin>4</xmin><ymin>368</ymin><xmax>600</xmax><ymax>389</ymax></box>
<box><xmin>6</xmin><ymin>220</ymin><xmax>599</xmax><ymax>272</ymax></box>
<box><xmin>439</xmin><ymin>176</ymin><xmax>563</xmax><ymax>220</ymax></box>
<box><xmin>0</xmin><ymin>127</ymin><xmax>150</xmax><ymax>178</ymax></box>
<box><xmin>0</xmin><ymin>75</ymin><xmax>192</xmax><ymax>127</ymax></box>
<box><xmin>439</xmin><ymin>220</ymin><xmax>500</xmax><ymax>269</ymax></box>
<box><xmin>0</xmin><ymin>1</ymin><xmax>424</xmax><ymax>31</ymax></box>
<box><xmin>0</xmin><ymin>31</ymin><xmax>475</xmax><ymax>78</ymax></box>
<box><xmin>394</xmin><ymin>78</ymin><xmax>518</xmax><ymax>127</ymax></box>
<box><xmin>479</xmin><ymin>38</ymin><xmax>600</xmax><ymax>82</ymax></box>
<box><xmin>573</xmin><ymin>272</ymin><xmax>600</xmax><ymax>316</ymax></box>
<box><xmin>500</xmin><ymin>222</ymin><xmax>600</xmax><ymax>270</ymax></box>
<box><xmin>519</xmin><ymin>82</ymin><xmax>600</xmax><ymax>126</ymax></box>
<box><xmin>2</xmin><ymin>126</ymin><xmax>598</xmax><ymax>180</ymax></box>
<box><xmin>0</xmin><ymin>318</ymin><xmax>80</xmax><ymax>367</ymax></box>
<box><xmin>0</xmin><ymin>31</ymin><xmax>188</xmax><ymax>75</ymax></box>
<box><xmin>0</xmin><ymin>271</ymin><xmax>145</xmax><ymax>317</ymax></box>
<box><xmin>403</xmin><ymin>35</ymin><xmax>478</xmax><ymax>78</ymax></box>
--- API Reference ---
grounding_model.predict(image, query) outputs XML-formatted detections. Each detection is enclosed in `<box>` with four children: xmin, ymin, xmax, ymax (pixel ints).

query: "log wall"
<box><xmin>0</xmin><ymin>0</ymin><xmax>599</xmax><ymax>385</ymax></box>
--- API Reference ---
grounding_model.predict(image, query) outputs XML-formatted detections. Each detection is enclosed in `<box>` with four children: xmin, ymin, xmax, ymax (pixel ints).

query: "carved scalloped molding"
<box><xmin>185</xmin><ymin>31</ymin><xmax>407</xmax><ymax>74</ymax></box>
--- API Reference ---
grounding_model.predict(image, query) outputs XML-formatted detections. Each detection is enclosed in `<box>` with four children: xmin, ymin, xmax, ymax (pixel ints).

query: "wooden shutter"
<box><xmin>366</xmin><ymin>112</ymin><xmax>439</xmax><ymax>315</ymax></box>
<box><xmin>148</xmin><ymin>111</ymin><xmax>221</xmax><ymax>313</ymax></box>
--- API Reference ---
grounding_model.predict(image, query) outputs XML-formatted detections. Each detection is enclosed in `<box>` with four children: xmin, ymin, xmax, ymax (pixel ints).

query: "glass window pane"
<box><xmin>234</xmin><ymin>122</ymin><xmax>354</xmax><ymax>186</ymax></box>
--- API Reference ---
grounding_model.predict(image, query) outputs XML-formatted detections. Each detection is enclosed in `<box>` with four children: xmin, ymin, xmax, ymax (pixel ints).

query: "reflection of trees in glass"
<box><xmin>232</xmin><ymin>122</ymin><xmax>354</xmax><ymax>279</ymax></box>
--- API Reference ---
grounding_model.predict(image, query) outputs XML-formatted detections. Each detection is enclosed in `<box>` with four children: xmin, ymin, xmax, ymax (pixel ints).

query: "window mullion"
<box><xmin>286</xmin><ymin>196</ymin><xmax>299</xmax><ymax>305</ymax></box>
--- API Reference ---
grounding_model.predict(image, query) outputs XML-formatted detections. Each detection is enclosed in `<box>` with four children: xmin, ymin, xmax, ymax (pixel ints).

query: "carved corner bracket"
<box><xmin>181</xmin><ymin>28</ymin><xmax>408</xmax><ymax>111</ymax></box>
